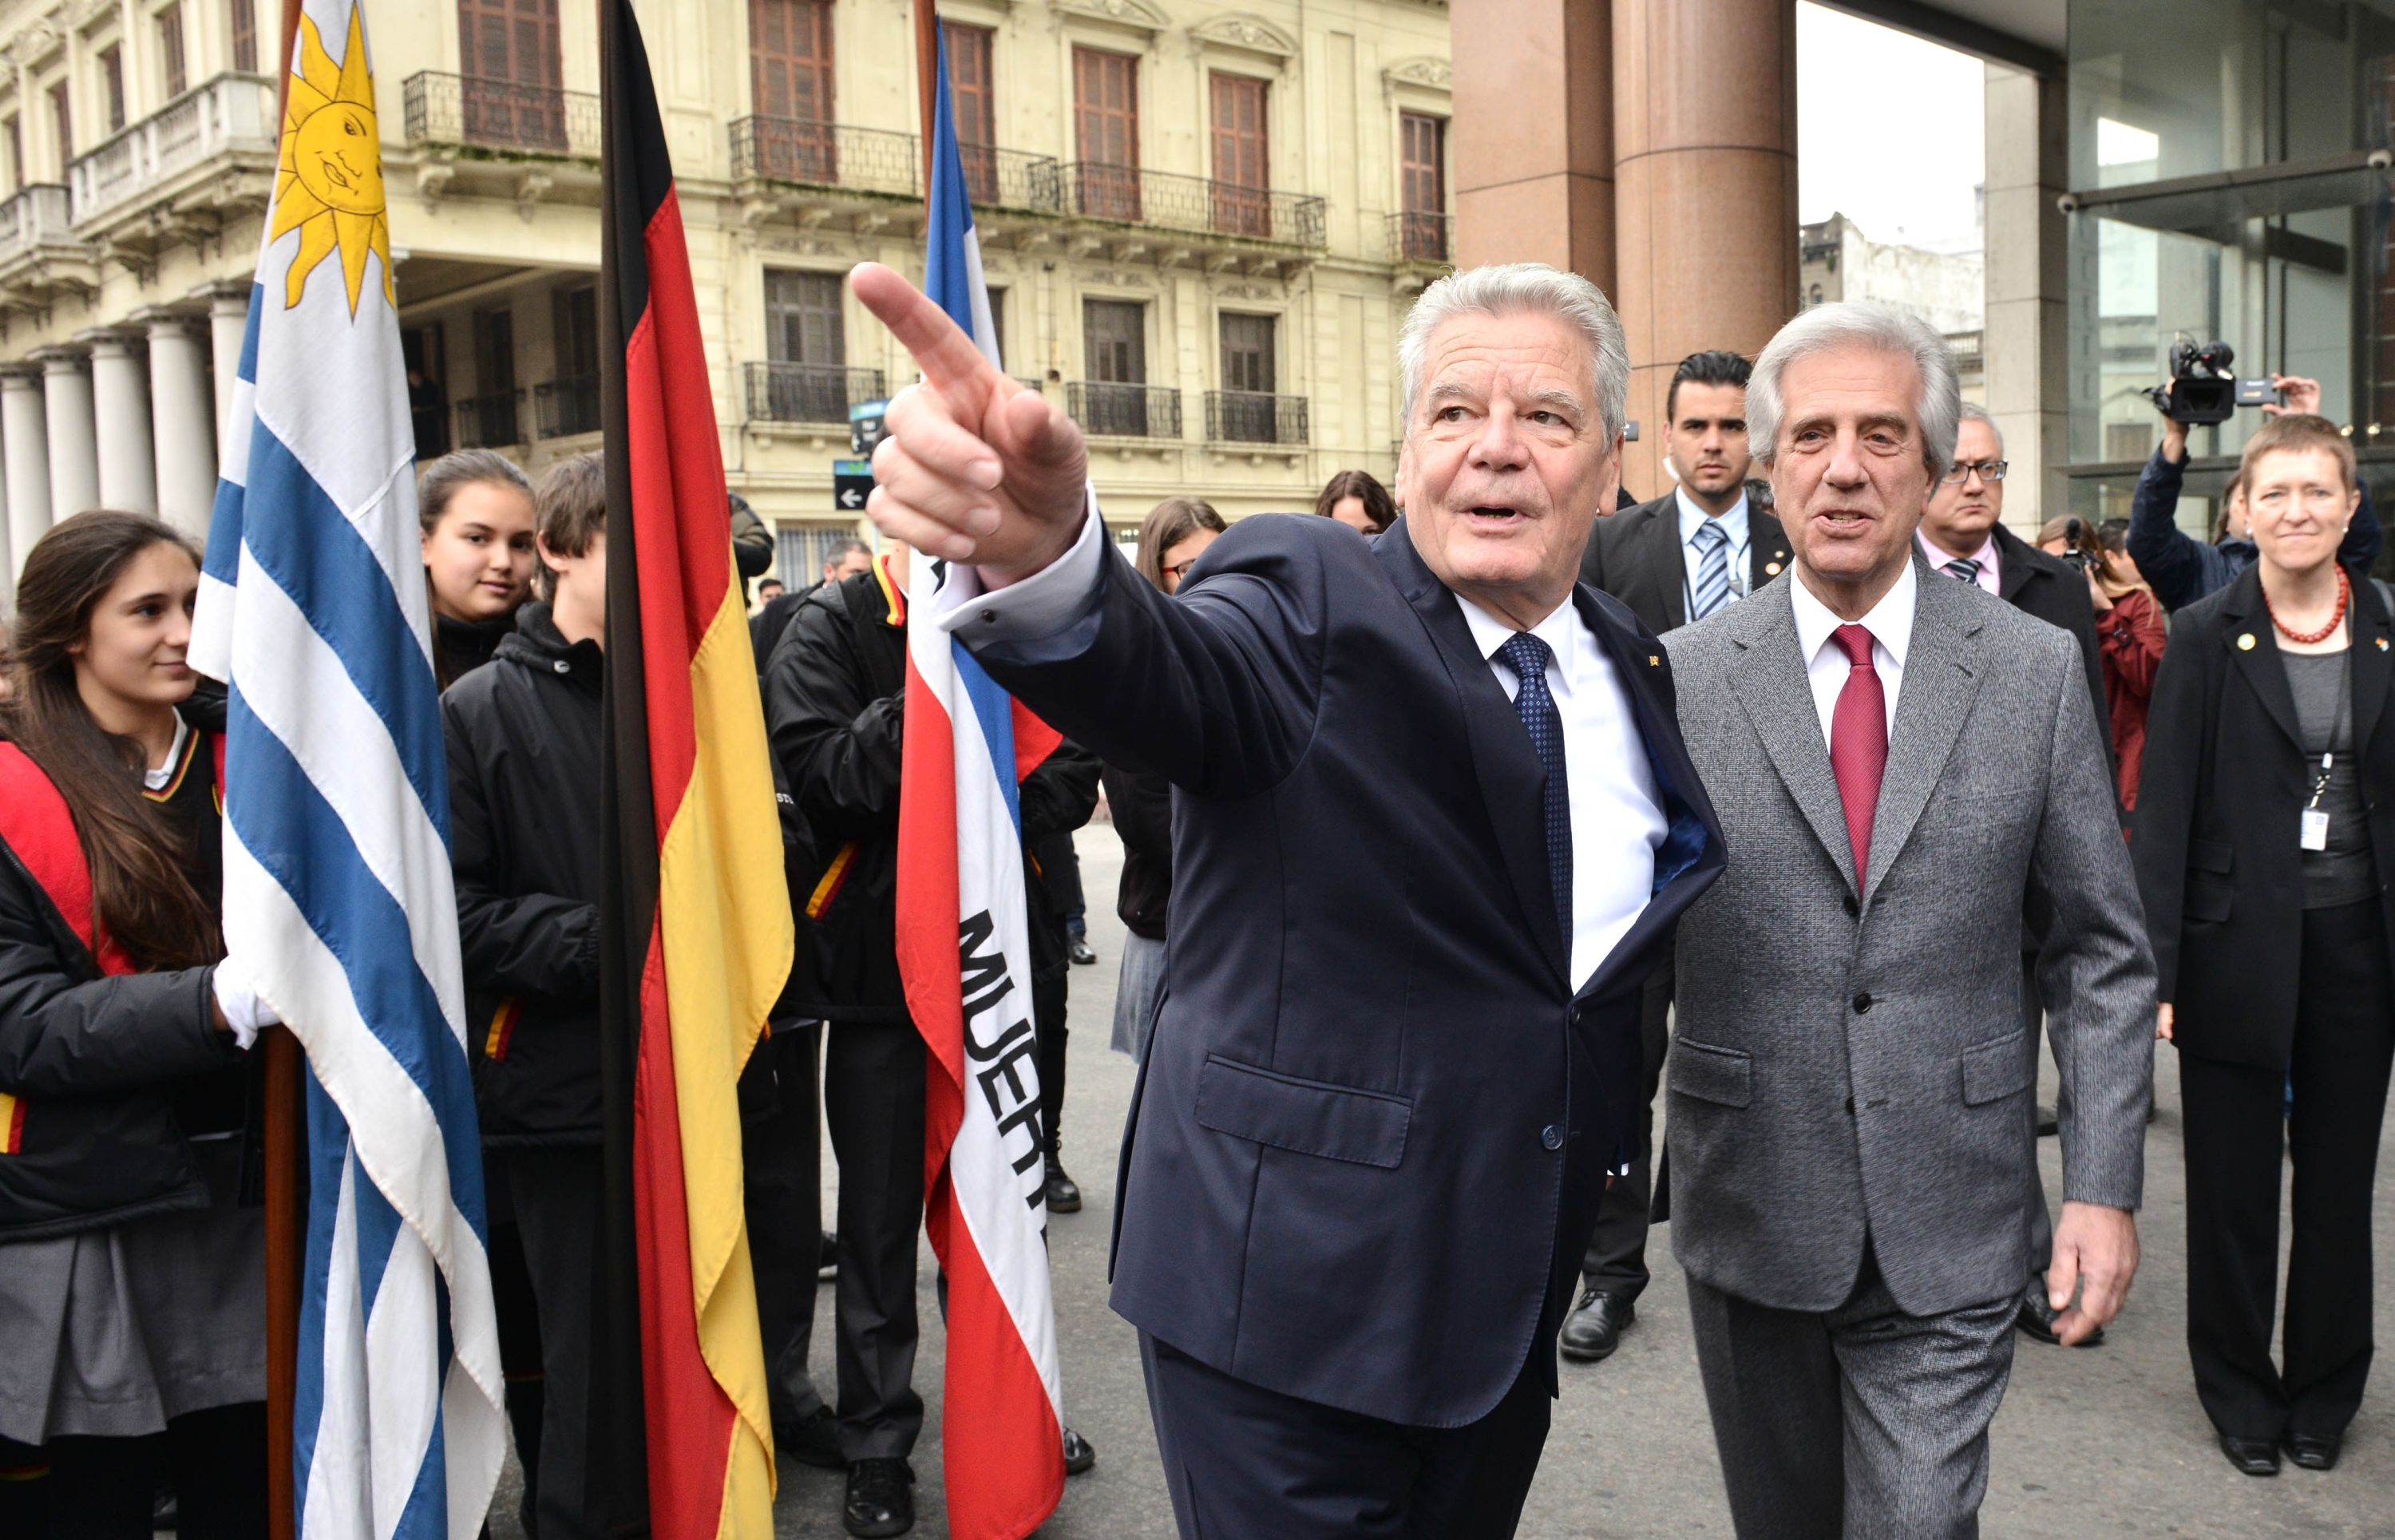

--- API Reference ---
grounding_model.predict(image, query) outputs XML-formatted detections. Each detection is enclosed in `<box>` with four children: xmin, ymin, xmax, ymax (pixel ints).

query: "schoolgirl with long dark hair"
<box><xmin>0</xmin><ymin>510</ymin><xmax>279</xmax><ymax>1538</ymax></box>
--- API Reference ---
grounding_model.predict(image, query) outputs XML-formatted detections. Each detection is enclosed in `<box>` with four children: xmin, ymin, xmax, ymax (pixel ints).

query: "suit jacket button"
<box><xmin>1844</xmin><ymin>1097</ymin><xmax>1855</xmax><ymax>1116</ymax></box>
<box><xmin>1540</xmin><ymin>1124</ymin><xmax>1563</xmax><ymax>1151</ymax></box>
<box><xmin>1852</xmin><ymin>992</ymin><xmax>1873</xmax><ymax>1014</ymax></box>
<box><xmin>1843</xmin><ymin>894</ymin><xmax>1859</xmax><ymax>916</ymax></box>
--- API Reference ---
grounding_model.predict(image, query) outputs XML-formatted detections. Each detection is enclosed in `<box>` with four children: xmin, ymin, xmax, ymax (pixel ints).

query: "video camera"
<box><xmin>2143</xmin><ymin>337</ymin><xmax>2277</xmax><ymax>426</ymax></box>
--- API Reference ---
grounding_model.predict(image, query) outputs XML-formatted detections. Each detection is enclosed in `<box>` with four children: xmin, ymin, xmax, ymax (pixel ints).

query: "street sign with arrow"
<box><xmin>833</xmin><ymin>457</ymin><xmax>873</xmax><ymax>513</ymax></box>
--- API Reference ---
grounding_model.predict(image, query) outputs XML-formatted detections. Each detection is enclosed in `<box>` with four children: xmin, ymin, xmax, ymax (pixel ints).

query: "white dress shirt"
<box><xmin>1452</xmin><ymin>594</ymin><xmax>1668</xmax><ymax>988</ymax></box>
<box><xmin>935</xmin><ymin>498</ymin><xmax>1669</xmax><ymax>989</ymax></box>
<box><xmin>1786</xmin><ymin>559</ymin><xmax>1917</xmax><ymax>748</ymax></box>
<box><xmin>1917</xmin><ymin>528</ymin><xmax>1999</xmax><ymax>596</ymax></box>
<box><xmin>1676</xmin><ymin>487</ymin><xmax>1751</xmax><ymax>610</ymax></box>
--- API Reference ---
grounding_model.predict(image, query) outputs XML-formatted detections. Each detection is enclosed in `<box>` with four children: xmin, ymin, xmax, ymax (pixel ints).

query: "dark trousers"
<box><xmin>1687</xmin><ymin>1256</ymin><xmax>2017</xmax><ymax>1540</ymax></box>
<box><xmin>2180</xmin><ymin>900</ymin><xmax>2395</xmax><ymax>1443</ymax></box>
<box><xmin>1580</xmin><ymin>967</ymin><xmax>1672</xmax><ymax>1300</ymax></box>
<box><xmin>30</xmin><ymin>1402</ymin><xmax>266</xmax><ymax>1540</ymax></box>
<box><xmin>1140</xmin><ymin>1332</ymin><xmax>1550</xmax><ymax>1540</ymax></box>
<box><xmin>483</xmin><ymin>1152</ymin><xmax>548</xmax><ymax>1530</ymax></box>
<box><xmin>2022</xmin><ymin>952</ymin><xmax>2055</xmax><ymax>1276</ymax></box>
<box><xmin>510</xmin><ymin>1147</ymin><xmax>603</xmax><ymax>1540</ymax></box>
<box><xmin>746</xmin><ymin>1022</ymin><xmax>828</xmax><ymax>1430</ymax></box>
<box><xmin>1034</xmin><ymin>968</ymin><xmax>1068</xmax><ymax>1159</ymax></box>
<box><xmin>825</xmin><ymin>1020</ymin><xmax>928</xmax><ymax>1462</ymax></box>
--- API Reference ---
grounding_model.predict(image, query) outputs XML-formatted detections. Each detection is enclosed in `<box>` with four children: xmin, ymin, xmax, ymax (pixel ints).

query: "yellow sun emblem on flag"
<box><xmin>271</xmin><ymin>6</ymin><xmax>392</xmax><ymax>315</ymax></box>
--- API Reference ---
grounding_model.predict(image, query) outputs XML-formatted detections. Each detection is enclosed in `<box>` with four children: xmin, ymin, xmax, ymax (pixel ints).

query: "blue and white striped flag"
<box><xmin>924</xmin><ymin>28</ymin><xmax>1002</xmax><ymax>371</ymax></box>
<box><xmin>189</xmin><ymin>1</ymin><xmax>505</xmax><ymax>1534</ymax></box>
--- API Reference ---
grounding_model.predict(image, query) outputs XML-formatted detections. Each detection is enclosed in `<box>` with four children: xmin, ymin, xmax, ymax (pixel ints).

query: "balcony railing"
<box><xmin>958</xmin><ymin>144</ymin><xmax>1063</xmax><ymax>212</ymax></box>
<box><xmin>535</xmin><ymin>377</ymin><xmax>601</xmax><ymax>439</ymax></box>
<box><xmin>69</xmin><ymin>73</ymin><xmax>277</xmax><ymax>226</ymax></box>
<box><xmin>744</xmin><ymin>362</ymin><xmax>889</xmax><ymax>425</ymax></box>
<box><xmin>1387</xmin><ymin>210</ymin><xmax>1452</xmax><ymax>264</ymax></box>
<box><xmin>1206</xmin><ymin>390</ymin><xmax>1308</xmax><ymax>445</ymax></box>
<box><xmin>403</xmin><ymin>72</ymin><xmax>600</xmax><ymax>158</ymax></box>
<box><xmin>456</xmin><ymin>390</ymin><xmax>525</xmax><ymax>449</ymax></box>
<box><xmin>0</xmin><ymin>184</ymin><xmax>80</xmax><ymax>261</ymax></box>
<box><xmin>728</xmin><ymin>118</ymin><xmax>918</xmax><ymax>197</ymax></box>
<box><xmin>1065</xmin><ymin>163</ymin><xmax>1325</xmax><ymax>247</ymax></box>
<box><xmin>1067</xmin><ymin>382</ymin><xmax>1182</xmax><ymax>439</ymax></box>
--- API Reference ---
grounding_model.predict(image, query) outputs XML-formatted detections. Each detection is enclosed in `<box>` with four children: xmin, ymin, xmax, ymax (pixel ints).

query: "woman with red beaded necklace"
<box><xmin>2134</xmin><ymin>411</ymin><xmax>2395</xmax><ymax>1480</ymax></box>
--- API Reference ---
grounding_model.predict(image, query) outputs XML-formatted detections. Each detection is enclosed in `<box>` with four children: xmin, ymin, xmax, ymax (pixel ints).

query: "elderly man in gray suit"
<box><xmin>1661</xmin><ymin>301</ymin><xmax>2155</xmax><ymax>1538</ymax></box>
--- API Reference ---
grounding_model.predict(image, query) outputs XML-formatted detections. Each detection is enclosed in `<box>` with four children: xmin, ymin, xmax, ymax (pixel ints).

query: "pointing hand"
<box><xmin>849</xmin><ymin>263</ymin><xmax>1090</xmax><ymax>586</ymax></box>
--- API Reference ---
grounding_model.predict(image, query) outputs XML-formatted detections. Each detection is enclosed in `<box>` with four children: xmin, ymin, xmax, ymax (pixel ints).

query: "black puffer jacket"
<box><xmin>763</xmin><ymin>568</ymin><xmax>1100</xmax><ymax>1021</ymax></box>
<box><xmin>434</xmin><ymin>610</ymin><xmax>516</xmax><ymax>691</ymax></box>
<box><xmin>0</xmin><ymin>711</ymin><xmax>248</xmax><ymax>1241</ymax></box>
<box><xmin>443</xmin><ymin>603</ymin><xmax>606</xmax><ymax>1146</ymax></box>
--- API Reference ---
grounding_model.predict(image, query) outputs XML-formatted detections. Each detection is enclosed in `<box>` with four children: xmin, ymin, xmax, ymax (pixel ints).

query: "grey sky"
<box><xmin>1797</xmin><ymin>2</ymin><xmax>1986</xmax><ymax>252</ymax></box>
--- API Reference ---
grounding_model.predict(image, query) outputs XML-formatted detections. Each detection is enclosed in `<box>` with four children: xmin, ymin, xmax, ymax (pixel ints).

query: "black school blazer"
<box><xmin>2132</xmin><ymin>562</ymin><xmax>2395</xmax><ymax>1068</ymax></box>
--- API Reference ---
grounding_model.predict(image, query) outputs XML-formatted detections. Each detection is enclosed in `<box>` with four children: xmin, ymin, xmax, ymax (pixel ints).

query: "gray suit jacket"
<box><xmin>1662</xmin><ymin>559</ymin><xmax>2154</xmax><ymax>1317</ymax></box>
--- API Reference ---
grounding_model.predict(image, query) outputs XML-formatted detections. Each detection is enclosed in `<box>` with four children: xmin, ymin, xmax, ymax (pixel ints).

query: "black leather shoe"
<box><xmin>2219</xmin><ymin>1433</ymin><xmax>2281</xmax><ymax>1477</ymax></box>
<box><xmin>1062</xmin><ymin>1425</ymin><xmax>1097</xmax><ymax>1475</ymax></box>
<box><xmin>843</xmin><ymin>1459</ymin><xmax>916</xmax><ymax>1538</ymax></box>
<box><xmin>1558</xmin><ymin>1289</ymin><xmax>1633</xmax><ymax>1362</ymax></box>
<box><xmin>819</xmin><ymin>1229</ymin><xmax>839</xmax><ymax>1282</ymax></box>
<box><xmin>1070</xmin><ymin>939</ymin><xmax>1097</xmax><ymax>965</ymax></box>
<box><xmin>2015</xmin><ymin>1285</ymin><xmax>2103</xmax><ymax>1347</ymax></box>
<box><xmin>1044</xmin><ymin>1152</ymin><xmax>1083</xmax><ymax>1213</ymax></box>
<box><xmin>775</xmin><ymin>1405</ymin><xmax>842</xmax><ymax>1471</ymax></box>
<box><xmin>2284</xmin><ymin>1431</ymin><xmax>2342</xmax><ymax>1471</ymax></box>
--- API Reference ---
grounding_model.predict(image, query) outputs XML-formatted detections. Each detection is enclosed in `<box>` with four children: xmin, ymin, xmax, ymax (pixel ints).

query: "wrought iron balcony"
<box><xmin>455</xmin><ymin>390</ymin><xmax>525</xmax><ymax>449</ymax></box>
<box><xmin>1206</xmin><ymin>390</ymin><xmax>1308</xmax><ymax>446</ymax></box>
<box><xmin>403</xmin><ymin>72</ymin><xmax>600</xmax><ymax>158</ymax></box>
<box><xmin>744</xmin><ymin>362</ymin><xmax>889</xmax><ymax>425</ymax></box>
<box><xmin>728</xmin><ymin>118</ymin><xmax>919</xmax><ymax>197</ymax></box>
<box><xmin>535</xmin><ymin>377</ymin><xmax>601</xmax><ymax>439</ymax></box>
<box><xmin>1387</xmin><ymin>210</ymin><xmax>1453</xmax><ymax>265</ymax></box>
<box><xmin>70</xmin><ymin>73</ymin><xmax>277</xmax><ymax>226</ymax></box>
<box><xmin>957</xmin><ymin>144</ymin><xmax>1063</xmax><ymax>213</ymax></box>
<box><xmin>0</xmin><ymin>184</ymin><xmax>81</xmax><ymax>261</ymax></box>
<box><xmin>1067</xmin><ymin>382</ymin><xmax>1182</xmax><ymax>440</ymax></box>
<box><xmin>1064</xmin><ymin>163</ymin><xmax>1325</xmax><ymax>247</ymax></box>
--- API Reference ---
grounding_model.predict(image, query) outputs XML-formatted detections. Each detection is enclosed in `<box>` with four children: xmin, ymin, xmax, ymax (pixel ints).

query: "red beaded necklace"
<box><xmin>2263</xmin><ymin>565</ymin><xmax>2349</xmax><ymax>645</ymax></box>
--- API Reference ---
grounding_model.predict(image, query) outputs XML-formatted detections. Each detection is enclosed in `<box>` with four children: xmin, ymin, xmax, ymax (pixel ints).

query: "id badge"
<box><xmin>2302</xmin><ymin>810</ymin><xmax>2331</xmax><ymax>851</ymax></box>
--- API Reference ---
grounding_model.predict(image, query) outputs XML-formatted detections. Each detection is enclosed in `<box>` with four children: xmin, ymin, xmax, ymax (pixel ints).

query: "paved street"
<box><xmin>493</xmin><ymin>818</ymin><xmax>2395</xmax><ymax>1538</ymax></box>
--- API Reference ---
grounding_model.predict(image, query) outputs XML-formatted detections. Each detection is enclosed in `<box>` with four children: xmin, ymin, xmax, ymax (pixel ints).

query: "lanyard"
<box><xmin>2306</xmin><ymin>651</ymin><xmax>2353</xmax><ymax>812</ymax></box>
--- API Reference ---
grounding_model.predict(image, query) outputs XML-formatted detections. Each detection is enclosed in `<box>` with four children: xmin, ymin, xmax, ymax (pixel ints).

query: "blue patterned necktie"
<box><xmin>1943</xmin><ymin>556</ymin><xmax>1981</xmax><ymax>586</ymax></box>
<box><xmin>1691</xmin><ymin>520</ymin><xmax>1732</xmax><ymax>620</ymax></box>
<box><xmin>1496</xmin><ymin>631</ymin><xmax>1573</xmax><ymax>946</ymax></box>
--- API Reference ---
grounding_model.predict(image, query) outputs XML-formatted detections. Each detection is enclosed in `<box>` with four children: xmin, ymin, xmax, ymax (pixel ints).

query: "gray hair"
<box><xmin>1956</xmin><ymin>401</ymin><xmax>2002</xmax><ymax>458</ymax></box>
<box><xmin>1398</xmin><ymin>263</ymin><xmax>1630</xmax><ymax>444</ymax></box>
<box><xmin>1746</xmin><ymin>302</ymin><xmax>1960</xmax><ymax>478</ymax></box>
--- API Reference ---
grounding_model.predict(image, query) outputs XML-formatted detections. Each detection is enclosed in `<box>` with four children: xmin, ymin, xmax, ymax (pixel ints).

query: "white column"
<box><xmin>200</xmin><ymin>281</ymin><xmax>250</xmax><ymax>447</ymax></box>
<box><xmin>34</xmin><ymin>349</ymin><xmax>97</xmax><ymax>522</ymax></box>
<box><xmin>81</xmin><ymin>329</ymin><xmax>157</xmax><ymax>514</ymax></box>
<box><xmin>138</xmin><ymin>310</ymin><xmax>217</xmax><ymax>540</ymax></box>
<box><xmin>2</xmin><ymin>368</ymin><xmax>52</xmax><ymax>578</ymax></box>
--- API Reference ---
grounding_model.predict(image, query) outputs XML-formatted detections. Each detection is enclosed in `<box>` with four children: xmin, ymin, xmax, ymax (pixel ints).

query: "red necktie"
<box><xmin>1828</xmin><ymin>623</ymin><xmax>1887</xmax><ymax>883</ymax></box>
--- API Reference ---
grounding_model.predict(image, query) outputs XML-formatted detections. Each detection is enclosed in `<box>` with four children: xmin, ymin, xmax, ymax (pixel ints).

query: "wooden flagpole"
<box><xmin>263</xmin><ymin>2</ymin><xmax>307</xmax><ymax>1531</ymax></box>
<box><xmin>916</xmin><ymin>0</ymin><xmax>936</xmax><ymax>199</ymax></box>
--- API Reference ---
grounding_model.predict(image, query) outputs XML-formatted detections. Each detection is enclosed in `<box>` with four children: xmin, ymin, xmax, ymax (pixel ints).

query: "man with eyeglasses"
<box><xmin>1919</xmin><ymin>401</ymin><xmax>2116</xmax><ymax>1353</ymax></box>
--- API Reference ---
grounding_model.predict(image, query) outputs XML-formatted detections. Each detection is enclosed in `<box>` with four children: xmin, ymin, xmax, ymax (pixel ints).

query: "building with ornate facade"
<box><xmin>0</xmin><ymin>0</ymin><xmax>1453</xmax><ymax>592</ymax></box>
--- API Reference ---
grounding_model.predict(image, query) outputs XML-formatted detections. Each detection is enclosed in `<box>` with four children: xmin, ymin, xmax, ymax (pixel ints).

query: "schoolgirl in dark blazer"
<box><xmin>2134</xmin><ymin>414</ymin><xmax>2395</xmax><ymax>1478</ymax></box>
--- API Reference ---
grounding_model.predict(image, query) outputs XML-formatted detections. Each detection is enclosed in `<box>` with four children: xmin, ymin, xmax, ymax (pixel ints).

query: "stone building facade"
<box><xmin>0</xmin><ymin>0</ymin><xmax>1453</xmax><ymax>591</ymax></box>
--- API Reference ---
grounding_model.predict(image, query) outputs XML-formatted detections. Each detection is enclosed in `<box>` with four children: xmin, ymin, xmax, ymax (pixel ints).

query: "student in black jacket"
<box><xmin>442</xmin><ymin>453</ymin><xmax>618</xmax><ymax>1540</ymax></box>
<box><xmin>763</xmin><ymin>546</ymin><xmax>1099</xmax><ymax>1538</ymax></box>
<box><xmin>2136</xmin><ymin>414</ymin><xmax>2395</xmax><ymax>1479</ymax></box>
<box><xmin>418</xmin><ymin>449</ymin><xmax>537</xmax><ymax>689</ymax></box>
<box><xmin>0</xmin><ymin>512</ymin><xmax>279</xmax><ymax>1540</ymax></box>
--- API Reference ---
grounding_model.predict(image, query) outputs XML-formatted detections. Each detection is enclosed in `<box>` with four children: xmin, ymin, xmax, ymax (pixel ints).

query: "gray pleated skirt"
<box><xmin>0</xmin><ymin>1146</ymin><xmax>267</xmax><ymax>1444</ymax></box>
<box><xmin>1110</xmin><ymin>932</ymin><xmax>1166</xmax><ymax>1063</ymax></box>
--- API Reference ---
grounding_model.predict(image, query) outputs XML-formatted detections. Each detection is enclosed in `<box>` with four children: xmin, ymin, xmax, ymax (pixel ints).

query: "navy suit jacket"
<box><xmin>968</xmin><ymin>512</ymin><xmax>1724</xmax><ymax>1426</ymax></box>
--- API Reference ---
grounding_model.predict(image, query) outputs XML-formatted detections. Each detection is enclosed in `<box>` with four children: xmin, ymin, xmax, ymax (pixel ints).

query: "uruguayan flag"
<box><xmin>188</xmin><ymin>1</ymin><xmax>504</xmax><ymax>1534</ymax></box>
<box><xmin>924</xmin><ymin>28</ymin><xmax>1002</xmax><ymax>371</ymax></box>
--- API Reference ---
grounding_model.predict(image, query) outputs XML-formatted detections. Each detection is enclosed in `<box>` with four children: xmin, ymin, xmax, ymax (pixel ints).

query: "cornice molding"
<box><xmin>1188</xmin><ymin>13</ymin><xmax>1297</xmax><ymax>58</ymax></box>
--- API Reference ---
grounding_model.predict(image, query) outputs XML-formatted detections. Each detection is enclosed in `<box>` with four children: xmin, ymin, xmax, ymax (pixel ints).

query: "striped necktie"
<box><xmin>1691</xmin><ymin>520</ymin><xmax>1732</xmax><ymax>620</ymax></box>
<box><xmin>1943</xmin><ymin>556</ymin><xmax>1981</xmax><ymax>586</ymax></box>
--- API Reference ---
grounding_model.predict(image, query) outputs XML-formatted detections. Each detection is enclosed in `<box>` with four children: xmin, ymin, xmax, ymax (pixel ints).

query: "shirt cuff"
<box><xmin>929</xmin><ymin>485</ymin><xmax>1107</xmax><ymax>644</ymax></box>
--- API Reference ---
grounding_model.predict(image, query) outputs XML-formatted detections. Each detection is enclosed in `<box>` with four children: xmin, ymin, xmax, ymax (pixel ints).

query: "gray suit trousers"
<box><xmin>1686</xmin><ymin>1264</ymin><xmax>2017</xmax><ymax>1540</ymax></box>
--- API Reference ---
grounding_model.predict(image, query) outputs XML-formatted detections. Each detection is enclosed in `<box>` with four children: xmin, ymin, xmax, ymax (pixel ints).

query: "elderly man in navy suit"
<box><xmin>848</xmin><ymin>258</ymin><xmax>1725</xmax><ymax>1538</ymax></box>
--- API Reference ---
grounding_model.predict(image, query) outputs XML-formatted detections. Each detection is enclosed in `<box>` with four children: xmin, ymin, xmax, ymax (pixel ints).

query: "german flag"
<box><xmin>592</xmin><ymin>0</ymin><xmax>791</xmax><ymax>1533</ymax></box>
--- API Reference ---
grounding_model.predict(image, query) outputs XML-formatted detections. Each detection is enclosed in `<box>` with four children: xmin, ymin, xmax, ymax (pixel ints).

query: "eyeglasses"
<box><xmin>1163</xmin><ymin>557</ymin><xmax>1200</xmax><ymax>582</ymax></box>
<box><xmin>1941</xmin><ymin>460</ymin><xmax>2009</xmax><ymax>485</ymax></box>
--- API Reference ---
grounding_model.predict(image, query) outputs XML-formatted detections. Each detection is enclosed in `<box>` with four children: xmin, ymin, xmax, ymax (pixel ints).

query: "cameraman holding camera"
<box><xmin>2127</xmin><ymin>373</ymin><xmax>2381</xmax><ymax>611</ymax></box>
